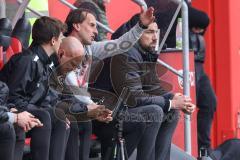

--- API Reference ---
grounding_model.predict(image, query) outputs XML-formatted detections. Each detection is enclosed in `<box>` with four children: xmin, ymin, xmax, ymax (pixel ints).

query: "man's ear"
<box><xmin>51</xmin><ymin>37</ymin><xmax>57</xmax><ymax>46</ymax></box>
<box><xmin>58</xmin><ymin>49</ymin><xmax>65</xmax><ymax>59</ymax></box>
<box><xmin>72</xmin><ymin>23</ymin><xmax>81</xmax><ymax>31</ymax></box>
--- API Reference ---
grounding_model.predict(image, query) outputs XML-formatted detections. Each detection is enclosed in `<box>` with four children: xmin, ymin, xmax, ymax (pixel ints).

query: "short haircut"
<box><xmin>32</xmin><ymin>16</ymin><xmax>66</xmax><ymax>45</ymax></box>
<box><xmin>64</xmin><ymin>8</ymin><xmax>96</xmax><ymax>36</ymax></box>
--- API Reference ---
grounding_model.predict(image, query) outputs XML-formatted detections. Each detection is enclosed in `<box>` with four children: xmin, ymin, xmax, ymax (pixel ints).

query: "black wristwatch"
<box><xmin>139</xmin><ymin>21</ymin><xmax>148</xmax><ymax>29</ymax></box>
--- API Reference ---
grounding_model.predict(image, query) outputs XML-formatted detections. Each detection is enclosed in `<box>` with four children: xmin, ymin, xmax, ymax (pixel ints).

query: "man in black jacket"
<box><xmin>94</xmin><ymin>19</ymin><xmax>196</xmax><ymax>159</ymax></box>
<box><xmin>189</xmin><ymin>7</ymin><xmax>217</xmax><ymax>155</ymax></box>
<box><xmin>0</xmin><ymin>81</ymin><xmax>42</xmax><ymax>160</ymax></box>
<box><xmin>0</xmin><ymin>16</ymin><xmax>68</xmax><ymax>160</ymax></box>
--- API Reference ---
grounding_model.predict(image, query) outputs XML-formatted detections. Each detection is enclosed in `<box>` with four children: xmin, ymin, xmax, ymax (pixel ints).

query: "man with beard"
<box><xmin>94</xmin><ymin>20</ymin><xmax>196</xmax><ymax>160</ymax></box>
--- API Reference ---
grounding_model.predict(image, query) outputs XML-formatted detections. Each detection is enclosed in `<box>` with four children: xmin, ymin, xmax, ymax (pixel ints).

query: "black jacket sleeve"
<box><xmin>0</xmin><ymin>54</ymin><xmax>38</xmax><ymax>111</ymax></box>
<box><xmin>0</xmin><ymin>106</ymin><xmax>9</xmax><ymax>123</ymax></box>
<box><xmin>110</xmin><ymin>54</ymin><xmax>172</xmax><ymax>112</ymax></box>
<box><xmin>0</xmin><ymin>81</ymin><xmax>9</xmax><ymax>123</ymax></box>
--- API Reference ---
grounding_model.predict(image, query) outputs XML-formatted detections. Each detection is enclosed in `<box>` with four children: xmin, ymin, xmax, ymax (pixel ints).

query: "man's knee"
<box><xmin>0</xmin><ymin>122</ymin><xmax>16</xmax><ymax>142</ymax></box>
<box><xmin>29</xmin><ymin>109</ymin><xmax>51</xmax><ymax>130</ymax></box>
<box><xmin>163</xmin><ymin>109</ymin><xmax>180</xmax><ymax>124</ymax></box>
<box><xmin>133</xmin><ymin>104</ymin><xmax>164</xmax><ymax>123</ymax></box>
<box><xmin>146</xmin><ymin>104</ymin><xmax>164</xmax><ymax>123</ymax></box>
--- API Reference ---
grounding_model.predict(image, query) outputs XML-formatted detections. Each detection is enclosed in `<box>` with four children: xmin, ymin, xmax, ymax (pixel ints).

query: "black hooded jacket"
<box><xmin>0</xmin><ymin>45</ymin><xmax>54</xmax><ymax>111</ymax></box>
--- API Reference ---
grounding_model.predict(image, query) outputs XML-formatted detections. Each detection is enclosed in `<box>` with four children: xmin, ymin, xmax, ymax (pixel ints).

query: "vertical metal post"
<box><xmin>0</xmin><ymin>0</ymin><xmax>6</xmax><ymax>18</ymax></box>
<box><xmin>59</xmin><ymin>0</ymin><xmax>114</xmax><ymax>33</ymax></box>
<box><xmin>12</xmin><ymin>0</ymin><xmax>30</xmax><ymax>29</ymax></box>
<box><xmin>17</xmin><ymin>0</ymin><xmax>45</xmax><ymax>17</ymax></box>
<box><xmin>182</xmin><ymin>0</ymin><xmax>192</xmax><ymax>155</ymax></box>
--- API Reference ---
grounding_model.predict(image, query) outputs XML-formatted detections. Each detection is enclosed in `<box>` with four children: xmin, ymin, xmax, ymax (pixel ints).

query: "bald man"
<box><xmin>57</xmin><ymin>37</ymin><xmax>85</xmax><ymax>75</ymax></box>
<box><xmin>47</xmin><ymin>37</ymin><xmax>112</xmax><ymax>160</ymax></box>
<box><xmin>53</xmin><ymin>37</ymin><xmax>112</xmax><ymax>120</ymax></box>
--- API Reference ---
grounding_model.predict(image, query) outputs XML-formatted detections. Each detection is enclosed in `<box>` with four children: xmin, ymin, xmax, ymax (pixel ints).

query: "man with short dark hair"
<box><xmin>0</xmin><ymin>16</ymin><xmax>68</xmax><ymax>160</ymax></box>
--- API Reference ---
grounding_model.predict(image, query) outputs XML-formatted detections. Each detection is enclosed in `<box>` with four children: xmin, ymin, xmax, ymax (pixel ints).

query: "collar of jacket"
<box><xmin>29</xmin><ymin>45</ymin><xmax>52</xmax><ymax>65</ymax></box>
<box><xmin>135</xmin><ymin>42</ymin><xmax>159</xmax><ymax>62</ymax></box>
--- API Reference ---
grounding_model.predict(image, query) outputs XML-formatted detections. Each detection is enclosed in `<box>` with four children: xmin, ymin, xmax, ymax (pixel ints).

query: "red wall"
<box><xmin>105</xmin><ymin>0</ymin><xmax>139</xmax><ymax>31</ymax></box>
<box><xmin>214</xmin><ymin>0</ymin><xmax>240</xmax><ymax>143</ymax></box>
<box><xmin>193</xmin><ymin>0</ymin><xmax>240</xmax><ymax>147</ymax></box>
<box><xmin>191</xmin><ymin>0</ymin><xmax>218</xmax><ymax>147</ymax></box>
<box><xmin>48</xmin><ymin>0</ymin><xmax>139</xmax><ymax>31</ymax></box>
<box><xmin>48</xmin><ymin>0</ymin><xmax>75</xmax><ymax>21</ymax></box>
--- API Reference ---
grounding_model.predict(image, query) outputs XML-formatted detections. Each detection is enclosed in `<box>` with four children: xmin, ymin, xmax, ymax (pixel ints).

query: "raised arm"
<box><xmin>91</xmin><ymin>7</ymin><xmax>155</xmax><ymax>59</ymax></box>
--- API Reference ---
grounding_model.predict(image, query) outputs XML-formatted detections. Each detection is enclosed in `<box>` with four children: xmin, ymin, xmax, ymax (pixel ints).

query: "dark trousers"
<box><xmin>27</xmin><ymin>108</ymin><xmax>69</xmax><ymax>160</ymax></box>
<box><xmin>27</xmin><ymin>109</ymin><xmax>51</xmax><ymax>160</ymax></box>
<box><xmin>0</xmin><ymin>122</ymin><xmax>24</xmax><ymax>160</ymax></box>
<box><xmin>63</xmin><ymin>116</ymin><xmax>92</xmax><ymax>160</ymax></box>
<box><xmin>128</xmin><ymin>105</ymin><xmax>164</xmax><ymax>160</ymax></box>
<box><xmin>154</xmin><ymin>110</ymin><xmax>179</xmax><ymax>160</ymax></box>
<box><xmin>78</xmin><ymin>121</ymin><xmax>92</xmax><ymax>160</ymax></box>
<box><xmin>56</xmin><ymin>101</ymin><xmax>93</xmax><ymax>160</ymax></box>
<box><xmin>65</xmin><ymin>120</ymin><xmax>79</xmax><ymax>160</ymax></box>
<box><xmin>195</xmin><ymin>63</ymin><xmax>217</xmax><ymax>152</ymax></box>
<box><xmin>93</xmin><ymin>104</ymin><xmax>167</xmax><ymax>160</ymax></box>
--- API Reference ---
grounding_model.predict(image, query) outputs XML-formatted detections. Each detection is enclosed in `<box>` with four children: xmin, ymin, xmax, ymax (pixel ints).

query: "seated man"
<box><xmin>93</xmin><ymin>18</ymin><xmax>195</xmax><ymax>160</ymax></box>
<box><xmin>47</xmin><ymin>36</ymin><xmax>113</xmax><ymax>160</ymax></box>
<box><xmin>0</xmin><ymin>16</ymin><xmax>68</xmax><ymax>160</ymax></box>
<box><xmin>63</xmin><ymin>6</ymin><xmax>155</xmax><ymax>160</ymax></box>
<box><xmin>0</xmin><ymin>81</ymin><xmax>42</xmax><ymax>160</ymax></box>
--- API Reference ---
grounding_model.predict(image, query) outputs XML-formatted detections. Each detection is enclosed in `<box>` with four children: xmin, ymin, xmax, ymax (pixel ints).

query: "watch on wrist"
<box><xmin>139</xmin><ymin>21</ymin><xmax>148</xmax><ymax>29</ymax></box>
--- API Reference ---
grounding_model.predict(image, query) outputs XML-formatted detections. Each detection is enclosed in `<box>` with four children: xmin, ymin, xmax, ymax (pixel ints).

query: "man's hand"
<box><xmin>16</xmin><ymin>111</ymin><xmax>43</xmax><ymax>132</ymax></box>
<box><xmin>171</xmin><ymin>93</ymin><xmax>192</xmax><ymax>110</ymax></box>
<box><xmin>10</xmin><ymin>108</ymin><xmax>18</xmax><ymax>113</ymax></box>
<box><xmin>65</xmin><ymin>118</ymin><xmax>70</xmax><ymax>129</ymax></box>
<box><xmin>139</xmin><ymin>7</ymin><xmax>155</xmax><ymax>27</ymax></box>
<box><xmin>87</xmin><ymin>103</ymin><xmax>100</xmax><ymax>111</ymax></box>
<box><xmin>182</xmin><ymin>103</ymin><xmax>196</xmax><ymax>115</ymax></box>
<box><xmin>96</xmin><ymin>108</ymin><xmax>112</xmax><ymax>122</ymax></box>
<box><xmin>28</xmin><ymin>119</ymin><xmax>43</xmax><ymax>129</ymax></box>
<box><xmin>87</xmin><ymin>104</ymin><xmax>113</xmax><ymax>123</ymax></box>
<box><xmin>171</xmin><ymin>93</ymin><xmax>196</xmax><ymax>114</ymax></box>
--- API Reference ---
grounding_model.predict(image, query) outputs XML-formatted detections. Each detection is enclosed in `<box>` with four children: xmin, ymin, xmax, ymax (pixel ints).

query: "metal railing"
<box><xmin>59</xmin><ymin>0</ymin><xmax>114</xmax><ymax>34</ymax></box>
<box><xmin>12</xmin><ymin>0</ymin><xmax>30</xmax><ymax>28</ymax></box>
<box><xmin>18</xmin><ymin>0</ymin><xmax>45</xmax><ymax>17</ymax></box>
<box><xmin>181</xmin><ymin>0</ymin><xmax>192</xmax><ymax>155</ymax></box>
<box><xmin>0</xmin><ymin>0</ymin><xmax>6</xmax><ymax>18</ymax></box>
